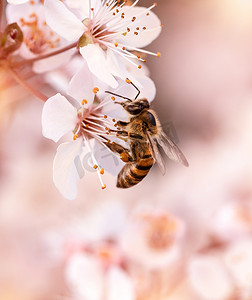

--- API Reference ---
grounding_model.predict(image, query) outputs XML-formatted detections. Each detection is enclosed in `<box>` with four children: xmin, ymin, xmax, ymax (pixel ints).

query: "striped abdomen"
<box><xmin>116</xmin><ymin>155</ymin><xmax>154</xmax><ymax>188</ymax></box>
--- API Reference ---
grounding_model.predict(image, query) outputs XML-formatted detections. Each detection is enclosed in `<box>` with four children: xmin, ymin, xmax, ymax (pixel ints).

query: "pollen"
<box><xmin>73</xmin><ymin>134</ymin><xmax>78</xmax><ymax>140</ymax></box>
<box><xmin>93</xmin><ymin>164</ymin><xmax>98</xmax><ymax>169</ymax></box>
<box><xmin>111</xmin><ymin>96</ymin><xmax>115</xmax><ymax>101</ymax></box>
<box><xmin>102</xmin><ymin>184</ymin><xmax>107</xmax><ymax>189</ymax></box>
<box><xmin>93</xmin><ymin>87</ymin><xmax>99</xmax><ymax>93</ymax></box>
<box><xmin>126</xmin><ymin>78</ymin><xmax>131</xmax><ymax>84</ymax></box>
<box><xmin>122</xmin><ymin>32</ymin><xmax>127</xmax><ymax>36</ymax></box>
<box><xmin>82</xmin><ymin>99</ymin><xmax>88</xmax><ymax>105</ymax></box>
<box><xmin>157</xmin><ymin>52</ymin><xmax>161</xmax><ymax>57</ymax></box>
<box><xmin>114</xmin><ymin>42</ymin><xmax>118</xmax><ymax>47</ymax></box>
<box><xmin>100</xmin><ymin>168</ymin><xmax>104</xmax><ymax>175</ymax></box>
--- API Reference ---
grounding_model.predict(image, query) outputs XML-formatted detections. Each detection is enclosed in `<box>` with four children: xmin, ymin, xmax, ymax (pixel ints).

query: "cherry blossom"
<box><xmin>120</xmin><ymin>207</ymin><xmax>185</xmax><ymax>269</ymax></box>
<box><xmin>41</xmin><ymin>68</ymin><xmax>110</xmax><ymax>199</ymax></box>
<box><xmin>6</xmin><ymin>0</ymin><xmax>75</xmax><ymax>73</ymax></box>
<box><xmin>44</xmin><ymin>0</ymin><xmax>162</xmax><ymax>87</ymax></box>
<box><xmin>65</xmin><ymin>249</ymin><xmax>135</xmax><ymax>300</ymax></box>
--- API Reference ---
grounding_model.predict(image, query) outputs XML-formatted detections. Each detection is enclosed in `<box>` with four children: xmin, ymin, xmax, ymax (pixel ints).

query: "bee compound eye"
<box><xmin>147</xmin><ymin>112</ymin><xmax>156</xmax><ymax>126</ymax></box>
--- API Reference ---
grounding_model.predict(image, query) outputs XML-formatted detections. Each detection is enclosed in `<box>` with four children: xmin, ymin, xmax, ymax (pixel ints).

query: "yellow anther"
<box><xmin>93</xmin><ymin>164</ymin><xmax>98</xmax><ymax>169</ymax></box>
<box><xmin>126</xmin><ymin>78</ymin><xmax>131</xmax><ymax>84</ymax></box>
<box><xmin>122</xmin><ymin>32</ymin><xmax>127</xmax><ymax>36</ymax></box>
<box><xmin>93</xmin><ymin>87</ymin><xmax>99</xmax><ymax>93</ymax></box>
<box><xmin>114</xmin><ymin>42</ymin><xmax>118</xmax><ymax>47</ymax></box>
<box><xmin>111</xmin><ymin>96</ymin><xmax>115</xmax><ymax>101</ymax></box>
<box><xmin>73</xmin><ymin>134</ymin><xmax>78</xmax><ymax>140</ymax></box>
<box><xmin>102</xmin><ymin>184</ymin><xmax>107</xmax><ymax>189</ymax></box>
<box><xmin>157</xmin><ymin>52</ymin><xmax>161</xmax><ymax>58</ymax></box>
<box><xmin>138</xmin><ymin>65</ymin><xmax>142</xmax><ymax>69</ymax></box>
<box><xmin>100</xmin><ymin>168</ymin><xmax>104</xmax><ymax>175</ymax></box>
<box><xmin>82</xmin><ymin>99</ymin><xmax>87</xmax><ymax>105</ymax></box>
<box><xmin>104</xmin><ymin>115</ymin><xmax>107</xmax><ymax>119</ymax></box>
<box><xmin>112</xmin><ymin>118</ymin><xmax>116</xmax><ymax>122</ymax></box>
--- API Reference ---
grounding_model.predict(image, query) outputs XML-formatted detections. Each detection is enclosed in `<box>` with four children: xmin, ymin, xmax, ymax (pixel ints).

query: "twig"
<box><xmin>12</xmin><ymin>42</ymin><xmax>78</xmax><ymax>67</ymax></box>
<box><xmin>9</xmin><ymin>68</ymin><xmax>48</xmax><ymax>102</ymax></box>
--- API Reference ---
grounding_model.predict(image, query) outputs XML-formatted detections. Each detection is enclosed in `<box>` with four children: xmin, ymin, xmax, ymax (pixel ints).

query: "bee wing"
<box><xmin>146</xmin><ymin>131</ymin><xmax>166</xmax><ymax>175</ymax></box>
<box><xmin>157</xmin><ymin>131</ymin><xmax>189</xmax><ymax>167</ymax></box>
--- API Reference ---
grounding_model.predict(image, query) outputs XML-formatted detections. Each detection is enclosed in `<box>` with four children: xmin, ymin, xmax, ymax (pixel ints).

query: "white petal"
<box><xmin>44</xmin><ymin>0</ymin><xmax>85</xmax><ymax>41</ymax></box>
<box><xmin>7</xmin><ymin>0</ymin><xmax>28</xmax><ymax>4</ymax></box>
<box><xmin>188</xmin><ymin>255</ymin><xmax>234</xmax><ymax>300</ymax></box>
<box><xmin>67</xmin><ymin>61</ymin><xmax>95</xmax><ymax>107</ymax></box>
<box><xmin>106</xmin><ymin>267</ymin><xmax>135</xmax><ymax>300</ymax></box>
<box><xmin>80</xmin><ymin>44</ymin><xmax>118</xmax><ymax>88</ymax></box>
<box><xmin>53</xmin><ymin>140</ymin><xmax>83</xmax><ymax>200</ymax></box>
<box><xmin>65</xmin><ymin>253</ymin><xmax>104</xmax><ymax>300</ymax></box>
<box><xmin>42</xmin><ymin>93</ymin><xmax>77</xmax><ymax>142</ymax></box>
<box><xmin>33</xmin><ymin>48</ymin><xmax>75</xmax><ymax>73</ymax></box>
<box><xmin>116</xmin><ymin>6</ymin><xmax>161</xmax><ymax>48</ymax></box>
<box><xmin>224</xmin><ymin>239</ymin><xmax>252</xmax><ymax>288</ymax></box>
<box><xmin>93</xmin><ymin>139</ymin><xmax>124</xmax><ymax>177</ymax></box>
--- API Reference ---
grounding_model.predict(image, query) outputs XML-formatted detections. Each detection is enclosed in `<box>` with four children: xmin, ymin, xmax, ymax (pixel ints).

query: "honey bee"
<box><xmin>104</xmin><ymin>81</ymin><xmax>189</xmax><ymax>188</ymax></box>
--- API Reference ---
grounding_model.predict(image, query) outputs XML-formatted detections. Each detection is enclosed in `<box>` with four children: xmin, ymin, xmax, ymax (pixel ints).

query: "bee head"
<box><xmin>126</xmin><ymin>98</ymin><xmax>150</xmax><ymax>115</ymax></box>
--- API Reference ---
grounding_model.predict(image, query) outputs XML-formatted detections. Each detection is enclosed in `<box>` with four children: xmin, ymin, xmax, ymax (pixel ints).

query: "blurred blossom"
<box><xmin>6</xmin><ymin>0</ymin><xmax>75</xmax><ymax>73</ymax></box>
<box><xmin>188</xmin><ymin>255</ymin><xmax>234</xmax><ymax>300</ymax></box>
<box><xmin>120</xmin><ymin>206</ymin><xmax>185</xmax><ymax>270</ymax></box>
<box><xmin>224</xmin><ymin>238</ymin><xmax>252</xmax><ymax>292</ymax></box>
<box><xmin>65</xmin><ymin>248</ymin><xmax>135</xmax><ymax>300</ymax></box>
<box><xmin>211</xmin><ymin>202</ymin><xmax>252</xmax><ymax>243</ymax></box>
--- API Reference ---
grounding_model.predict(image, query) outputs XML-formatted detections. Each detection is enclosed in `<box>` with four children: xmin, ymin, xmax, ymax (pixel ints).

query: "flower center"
<box><xmin>19</xmin><ymin>13</ymin><xmax>60</xmax><ymax>54</ymax></box>
<box><xmin>72</xmin><ymin>93</ymin><xmax>118</xmax><ymax>190</ymax></box>
<box><xmin>143</xmin><ymin>214</ymin><xmax>178</xmax><ymax>251</ymax></box>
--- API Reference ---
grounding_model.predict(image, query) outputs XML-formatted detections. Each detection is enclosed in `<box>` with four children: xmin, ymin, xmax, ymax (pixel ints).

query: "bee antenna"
<box><xmin>127</xmin><ymin>79</ymin><xmax>140</xmax><ymax>99</ymax></box>
<box><xmin>105</xmin><ymin>91</ymin><xmax>132</xmax><ymax>102</ymax></box>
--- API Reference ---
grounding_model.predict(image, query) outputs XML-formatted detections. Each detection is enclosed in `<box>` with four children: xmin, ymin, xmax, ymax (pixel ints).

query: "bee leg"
<box><xmin>104</xmin><ymin>141</ymin><xmax>134</xmax><ymax>162</ymax></box>
<box><xmin>115</xmin><ymin>121</ymin><xmax>129</xmax><ymax>128</ymax></box>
